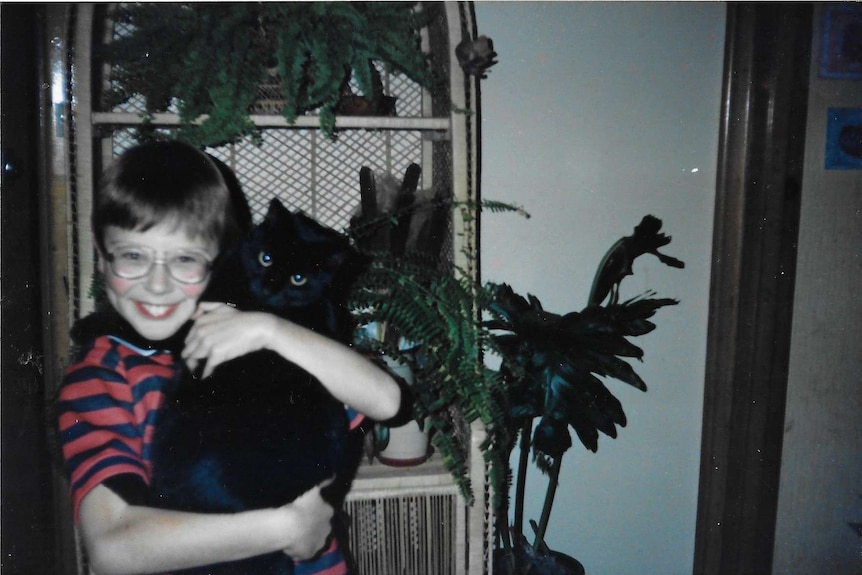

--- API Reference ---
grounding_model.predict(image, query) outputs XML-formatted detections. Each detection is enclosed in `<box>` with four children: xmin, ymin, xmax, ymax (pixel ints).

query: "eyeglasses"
<box><xmin>104</xmin><ymin>246</ymin><xmax>213</xmax><ymax>284</ymax></box>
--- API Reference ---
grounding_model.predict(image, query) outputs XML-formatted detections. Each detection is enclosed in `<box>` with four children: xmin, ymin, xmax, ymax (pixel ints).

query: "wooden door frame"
<box><xmin>693</xmin><ymin>4</ymin><xmax>813</xmax><ymax>574</ymax></box>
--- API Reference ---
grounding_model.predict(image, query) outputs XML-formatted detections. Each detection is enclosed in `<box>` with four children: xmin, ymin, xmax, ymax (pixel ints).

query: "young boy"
<box><xmin>56</xmin><ymin>141</ymin><xmax>401</xmax><ymax>575</ymax></box>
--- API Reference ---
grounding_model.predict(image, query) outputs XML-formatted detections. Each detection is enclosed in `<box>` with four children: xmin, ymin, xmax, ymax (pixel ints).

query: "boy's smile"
<box><xmin>135</xmin><ymin>302</ymin><xmax>181</xmax><ymax>319</ymax></box>
<box><xmin>100</xmin><ymin>224</ymin><xmax>217</xmax><ymax>342</ymax></box>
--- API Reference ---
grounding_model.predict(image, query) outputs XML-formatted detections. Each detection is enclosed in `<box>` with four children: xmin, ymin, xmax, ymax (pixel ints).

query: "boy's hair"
<box><xmin>93</xmin><ymin>141</ymin><xmax>242</xmax><ymax>252</ymax></box>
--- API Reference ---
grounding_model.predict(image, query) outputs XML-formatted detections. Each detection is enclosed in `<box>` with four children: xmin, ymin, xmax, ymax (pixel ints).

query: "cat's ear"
<box><xmin>328</xmin><ymin>245</ymin><xmax>368</xmax><ymax>278</ymax></box>
<box><xmin>326</xmin><ymin>250</ymin><xmax>349</xmax><ymax>268</ymax></box>
<box><xmin>265</xmin><ymin>197</ymin><xmax>291</xmax><ymax>224</ymax></box>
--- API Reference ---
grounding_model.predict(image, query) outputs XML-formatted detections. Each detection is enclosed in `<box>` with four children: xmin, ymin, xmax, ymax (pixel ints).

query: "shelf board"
<box><xmin>92</xmin><ymin>112</ymin><xmax>450</xmax><ymax>132</ymax></box>
<box><xmin>348</xmin><ymin>450</ymin><xmax>458</xmax><ymax>498</ymax></box>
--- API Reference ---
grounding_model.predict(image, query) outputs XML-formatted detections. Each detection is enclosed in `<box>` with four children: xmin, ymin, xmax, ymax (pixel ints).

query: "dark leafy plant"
<box><xmin>486</xmin><ymin>216</ymin><xmax>683</xmax><ymax>574</ymax></box>
<box><xmin>102</xmin><ymin>2</ymin><xmax>437</xmax><ymax>145</ymax></box>
<box><xmin>488</xmin><ymin>288</ymin><xmax>678</xmax><ymax>561</ymax></box>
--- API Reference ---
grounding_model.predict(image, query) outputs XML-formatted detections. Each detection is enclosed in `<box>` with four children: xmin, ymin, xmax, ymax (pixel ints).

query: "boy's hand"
<box><xmin>182</xmin><ymin>302</ymin><xmax>277</xmax><ymax>378</ymax></box>
<box><xmin>279</xmin><ymin>478</ymin><xmax>335</xmax><ymax>560</ymax></box>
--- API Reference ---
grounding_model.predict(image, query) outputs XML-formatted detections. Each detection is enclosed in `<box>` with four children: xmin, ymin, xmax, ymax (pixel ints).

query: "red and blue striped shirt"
<box><xmin>58</xmin><ymin>334</ymin><xmax>174</xmax><ymax>521</ymax></box>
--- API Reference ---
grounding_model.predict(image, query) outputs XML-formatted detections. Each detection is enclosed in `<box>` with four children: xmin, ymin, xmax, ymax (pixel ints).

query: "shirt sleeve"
<box><xmin>294</xmin><ymin>539</ymin><xmax>348</xmax><ymax>575</ymax></box>
<box><xmin>56</xmin><ymin>339</ymin><xmax>149</xmax><ymax>522</ymax></box>
<box><xmin>345</xmin><ymin>406</ymin><xmax>365</xmax><ymax>431</ymax></box>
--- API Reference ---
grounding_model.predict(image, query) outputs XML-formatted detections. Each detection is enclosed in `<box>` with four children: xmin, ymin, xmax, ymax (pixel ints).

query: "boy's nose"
<box><xmin>144</xmin><ymin>261</ymin><xmax>172</xmax><ymax>293</ymax></box>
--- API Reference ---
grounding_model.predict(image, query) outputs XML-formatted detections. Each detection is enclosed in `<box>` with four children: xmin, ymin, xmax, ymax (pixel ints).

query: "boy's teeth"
<box><xmin>142</xmin><ymin>303</ymin><xmax>172</xmax><ymax>317</ymax></box>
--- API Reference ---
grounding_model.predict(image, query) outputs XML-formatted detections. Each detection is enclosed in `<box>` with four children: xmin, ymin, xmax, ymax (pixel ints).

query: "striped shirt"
<box><xmin>58</xmin><ymin>334</ymin><xmax>174</xmax><ymax>522</ymax></box>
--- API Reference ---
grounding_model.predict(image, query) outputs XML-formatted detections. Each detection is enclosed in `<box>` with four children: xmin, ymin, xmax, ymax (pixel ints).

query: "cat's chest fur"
<box><xmin>148</xmin><ymin>200</ymin><xmax>365</xmax><ymax>575</ymax></box>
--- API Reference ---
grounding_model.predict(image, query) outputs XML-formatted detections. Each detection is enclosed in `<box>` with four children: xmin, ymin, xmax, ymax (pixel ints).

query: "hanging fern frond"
<box><xmin>350</xmin><ymin>251</ymin><xmax>514</xmax><ymax>508</ymax></box>
<box><xmin>103</xmin><ymin>2</ymin><xmax>437</xmax><ymax>145</ymax></box>
<box><xmin>347</xmin><ymin>193</ymin><xmax>532</xmax><ymax>509</ymax></box>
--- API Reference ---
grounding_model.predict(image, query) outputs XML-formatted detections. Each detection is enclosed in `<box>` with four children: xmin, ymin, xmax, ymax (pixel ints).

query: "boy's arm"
<box><xmin>265</xmin><ymin>316</ymin><xmax>402</xmax><ymax>420</ymax></box>
<box><xmin>80</xmin><ymin>480</ymin><xmax>334</xmax><ymax>575</ymax></box>
<box><xmin>60</xmin><ymin>337</ymin><xmax>335</xmax><ymax>574</ymax></box>
<box><xmin>183</xmin><ymin>303</ymin><xmax>402</xmax><ymax>421</ymax></box>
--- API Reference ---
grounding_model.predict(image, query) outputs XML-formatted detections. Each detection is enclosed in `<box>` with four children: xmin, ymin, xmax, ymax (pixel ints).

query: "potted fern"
<box><xmin>347</xmin><ymin>163</ymin><xmax>519</xmax><ymax>499</ymax></box>
<box><xmin>350</xmin><ymin>247</ymin><xmax>515</xmax><ymax>503</ymax></box>
<box><xmin>101</xmin><ymin>2</ymin><xmax>437</xmax><ymax>145</ymax></box>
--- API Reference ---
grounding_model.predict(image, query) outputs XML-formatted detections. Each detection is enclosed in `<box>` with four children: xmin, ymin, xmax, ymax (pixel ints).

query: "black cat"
<box><xmin>148</xmin><ymin>198</ymin><xmax>367</xmax><ymax>575</ymax></box>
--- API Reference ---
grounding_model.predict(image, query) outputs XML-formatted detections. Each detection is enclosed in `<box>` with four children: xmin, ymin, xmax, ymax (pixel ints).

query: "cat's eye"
<box><xmin>258</xmin><ymin>251</ymin><xmax>273</xmax><ymax>267</ymax></box>
<box><xmin>291</xmin><ymin>274</ymin><xmax>307</xmax><ymax>286</ymax></box>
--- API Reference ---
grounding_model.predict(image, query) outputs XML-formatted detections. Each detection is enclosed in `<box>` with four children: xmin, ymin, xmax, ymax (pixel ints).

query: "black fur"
<box><xmin>148</xmin><ymin>199</ymin><xmax>367</xmax><ymax>575</ymax></box>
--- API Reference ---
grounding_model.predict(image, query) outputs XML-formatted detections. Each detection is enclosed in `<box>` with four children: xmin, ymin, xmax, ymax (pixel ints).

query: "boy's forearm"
<box><xmin>184</xmin><ymin>306</ymin><xmax>402</xmax><ymax>420</ymax></box>
<box><xmin>81</xmin><ymin>485</ymin><xmax>301</xmax><ymax>575</ymax></box>
<box><xmin>267</xmin><ymin>318</ymin><xmax>401</xmax><ymax>421</ymax></box>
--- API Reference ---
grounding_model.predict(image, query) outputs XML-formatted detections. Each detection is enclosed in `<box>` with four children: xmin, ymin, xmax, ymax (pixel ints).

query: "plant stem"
<box><xmin>513</xmin><ymin>419</ymin><xmax>532</xmax><ymax>540</ymax></box>
<box><xmin>533</xmin><ymin>455</ymin><xmax>562</xmax><ymax>551</ymax></box>
<box><xmin>496</xmin><ymin>510</ymin><xmax>513</xmax><ymax>556</ymax></box>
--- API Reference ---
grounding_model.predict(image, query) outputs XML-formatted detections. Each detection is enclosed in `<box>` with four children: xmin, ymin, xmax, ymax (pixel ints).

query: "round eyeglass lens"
<box><xmin>168</xmin><ymin>252</ymin><xmax>209</xmax><ymax>283</ymax></box>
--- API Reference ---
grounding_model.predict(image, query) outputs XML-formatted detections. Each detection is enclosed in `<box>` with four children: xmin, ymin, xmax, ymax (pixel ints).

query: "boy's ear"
<box><xmin>93</xmin><ymin>234</ymin><xmax>105</xmax><ymax>274</ymax></box>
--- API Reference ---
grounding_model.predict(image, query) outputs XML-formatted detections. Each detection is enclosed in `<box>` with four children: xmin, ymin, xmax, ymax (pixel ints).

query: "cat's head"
<box><xmin>240</xmin><ymin>198</ymin><xmax>364</xmax><ymax>311</ymax></box>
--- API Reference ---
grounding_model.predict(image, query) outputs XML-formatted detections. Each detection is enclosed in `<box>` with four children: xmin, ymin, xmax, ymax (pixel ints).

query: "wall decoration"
<box><xmin>820</xmin><ymin>4</ymin><xmax>862</xmax><ymax>79</ymax></box>
<box><xmin>825</xmin><ymin>108</ymin><xmax>862</xmax><ymax>170</ymax></box>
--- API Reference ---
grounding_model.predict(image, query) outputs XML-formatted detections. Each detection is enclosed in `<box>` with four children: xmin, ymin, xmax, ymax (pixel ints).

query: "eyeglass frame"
<box><xmin>103</xmin><ymin>245</ymin><xmax>214</xmax><ymax>285</ymax></box>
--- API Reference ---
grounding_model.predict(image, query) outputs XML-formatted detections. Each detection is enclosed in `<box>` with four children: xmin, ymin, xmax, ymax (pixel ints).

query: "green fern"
<box><xmin>351</xmin><ymin>252</ymin><xmax>514</xmax><ymax>508</ymax></box>
<box><xmin>103</xmin><ymin>2</ymin><xmax>437</xmax><ymax>145</ymax></box>
<box><xmin>348</xmin><ymin>197</ymin><xmax>529</xmax><ymax>509</ymax></box>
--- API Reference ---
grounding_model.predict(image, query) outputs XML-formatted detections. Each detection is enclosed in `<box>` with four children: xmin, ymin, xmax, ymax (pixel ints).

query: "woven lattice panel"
<box><xmin>109</xmin><ymin>128</ymin><xmax>429</xmax><ymax>232</ymax></box>
<box><xmin>215</xmin><ymin>129</ymin><xmax>426</xmax><ymax>230</ymax></box>
<box><xmin>345</xmin><ymin>493</ymin><xmax>460</xmax><ymax>575</ymax></box>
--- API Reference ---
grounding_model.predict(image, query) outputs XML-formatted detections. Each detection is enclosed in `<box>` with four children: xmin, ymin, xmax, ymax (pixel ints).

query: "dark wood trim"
<box><xmin>693</xmin><ymin>4</ymin><xmax>812</xmax><ymax>575</ymax></box>
<box><xmin>1</xmin><ymin>5</ymin><xmax>76</xmax><ymax>574</ymax></box>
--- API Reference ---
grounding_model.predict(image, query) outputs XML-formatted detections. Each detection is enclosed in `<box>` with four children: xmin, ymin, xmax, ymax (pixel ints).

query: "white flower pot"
<box><xmin>376</xmin><ymin>355</ymin><xmax>431</xmax><ymax>467</ymax></box>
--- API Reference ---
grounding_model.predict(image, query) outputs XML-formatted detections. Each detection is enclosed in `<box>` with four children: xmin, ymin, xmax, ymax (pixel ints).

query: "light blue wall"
<box><xmin>475</xmin><ymin>3</ymin><xmax>726</xmax><ymax>573</ymax></box>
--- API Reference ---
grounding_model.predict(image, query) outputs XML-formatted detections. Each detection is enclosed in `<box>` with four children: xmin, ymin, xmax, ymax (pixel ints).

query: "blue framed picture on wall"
<box><xmin>819</xmin><ymin>4</ymin><xmax>862</xmax><ymax>80</ymax></box>
<box><xmin>825</xmin><ymin>108</ymin><xmax>862</xmax><ymax>170</ymax></box>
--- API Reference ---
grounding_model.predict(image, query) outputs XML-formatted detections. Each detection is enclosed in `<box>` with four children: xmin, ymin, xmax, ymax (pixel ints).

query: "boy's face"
<box><xmin>99</xmin><ymin>223</ymin><xmax>218</xmax><ymax>341</ymax></box>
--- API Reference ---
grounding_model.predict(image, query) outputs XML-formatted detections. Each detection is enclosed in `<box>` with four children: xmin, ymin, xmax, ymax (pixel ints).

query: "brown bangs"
<box><xmin>93</xmin><ymin>142</ymin><xmax>238</xmax><ymax>252</ymax></box>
